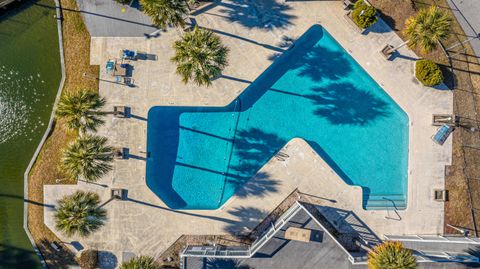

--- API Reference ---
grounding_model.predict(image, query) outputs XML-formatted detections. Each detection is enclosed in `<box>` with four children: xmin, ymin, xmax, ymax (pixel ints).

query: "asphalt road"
<box><xmin>446</xmin><ymin>0</ymin><xmax>480</xmax><ymax>61</ymax></box>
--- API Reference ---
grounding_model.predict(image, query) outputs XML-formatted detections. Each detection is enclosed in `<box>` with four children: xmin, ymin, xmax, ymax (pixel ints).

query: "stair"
<box><xmin>363</xmin><ymin>194</ymin><xmax>406</xmax><ymax>210</ymax></box>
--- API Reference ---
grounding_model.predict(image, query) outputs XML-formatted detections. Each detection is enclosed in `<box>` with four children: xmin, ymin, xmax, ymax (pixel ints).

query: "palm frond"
<box><xmin>56</xmin><ymin>89</ymin><xmax>106</xmax><ymax>134</ymax></box>
<box><xmin>61</xmin><ymin>135</ymin><xmax>113</xmax><ymax>182</ymax></box>
<box><xmin>171</xmin><ymin>26</ymin><xmax>229</xmax><ymax>87</ymax></box>
<box><xmin>54</xmin><ymin>191</ymin><xmax>106</xmax><ymax>237</ymax></box>
<box><xmin>403</xmin><ymin>6</ymin><xmax>452</xmax><ymax>53</ymax></box>
<box><xmin>368</xmin><ymin>241</ymin><xmax>417</xmax><ymax>269</ymax></box>
<box><xmin>120</xmin><ymin>256</ymin><xmax>159</xmax><ymax>269</ymax></box>
<box><xmin>140</xmin><ymin>0</ymin><xmax>188</xmax><ymax>29</ymax></box>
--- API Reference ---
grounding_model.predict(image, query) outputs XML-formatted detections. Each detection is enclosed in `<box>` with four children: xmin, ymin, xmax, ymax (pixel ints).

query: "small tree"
<box><xmin>352</xmin><ymin>0</ymin><xmax>378</xmax><ymax>29</ymax></box>
<box><xmin>140</xmin><ymin>0</ymin><xmax>189</xmax><ymax>30</ymax></box>
<box><xmin>55</xmin><ymin>191</ymin><xmax>106</xmax><ymax>237</ymax></box>
<box><xmin>389</xmin><ymin>6</ymin><xmax>452</xmax><ymax>54</ymax></box>
<box><xmin>368</xmin><ymin>241</ymin><xmax>417</xmax><ymax>269</ymax></box>
<box><xmin>120</xmin><ymin>256</ymin><xmax>160</xmax><ymax>269</ymax></box>
<box><xmin>61</xmin><ymin>135</ymin><xmax>113</xmax><ymax>182</ymax></box>
<box><xmin>171</xmin><ymin>26</ymin><xmax>229</xmax><ymax>87</ymax></box>
<box><xmin>56</xmin><ymin>89</ymin><xmax>106</xmax><ymax>135</ymax></box>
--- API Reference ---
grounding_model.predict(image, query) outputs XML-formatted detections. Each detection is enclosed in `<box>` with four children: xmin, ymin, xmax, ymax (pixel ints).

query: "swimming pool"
<box><xmin>146</xmin><ymin>25</ymin><xmax>409</xmax><ymax>210</ymax></box>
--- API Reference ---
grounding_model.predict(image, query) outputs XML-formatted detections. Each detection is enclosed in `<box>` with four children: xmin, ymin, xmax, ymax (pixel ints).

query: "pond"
<box><xmin>0</xmin><ymin>0</ymin><xmax>61</xmax><ymax>267</ymax></box>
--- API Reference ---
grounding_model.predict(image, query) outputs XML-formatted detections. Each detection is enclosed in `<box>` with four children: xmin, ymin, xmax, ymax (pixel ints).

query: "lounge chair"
<box><xmin>432</xmin><ymin>124</ymin><xmax>454</xmax><ymax>145</ymax></box>
<box><xmin>122</xmin><ymin>49</ymin><xmax>137</xmax><ymax>60</ymax></box>
<box><xmin>432</xmin><ymin>114</ymin><xmax>458</xmax><ymax>126</ymax></box>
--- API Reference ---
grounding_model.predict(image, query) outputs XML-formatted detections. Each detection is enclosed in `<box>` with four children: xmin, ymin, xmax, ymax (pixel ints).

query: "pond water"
<box><xmin>0</xmin><ymin>0</ymin><xmax>61</xmax><ymax>267</ymax></box>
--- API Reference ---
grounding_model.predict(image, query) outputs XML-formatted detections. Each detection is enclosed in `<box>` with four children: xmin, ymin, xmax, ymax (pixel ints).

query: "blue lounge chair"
<box><xmin>122</xmin><ymin>49</ymin><xmax>137</xmax><ymax>60</ymax></box>
<box><xmin>432</xmin><ymin>124</ymin><xmax>454</xmax><ymax>145</ymax></box>
<box><xmin>106</xmin><ymin>60</ymin><xmax>115</xmax><ymax>74</ymax></box>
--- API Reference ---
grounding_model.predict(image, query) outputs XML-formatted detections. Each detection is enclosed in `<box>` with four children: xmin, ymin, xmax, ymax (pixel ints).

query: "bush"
<box><xmin>78</xmin><ymin>249</ymin><xmax>98</xmax><ymax>269</ymax></box>
<box><xmin>415</xmin><ymin>59</ymin><xmax>444</xmax><ymax>86</ymax></box>
<box><xmin>352</xmin><ymin>0</ymin><xmax>378</xmax><ymax>29</ymax></box>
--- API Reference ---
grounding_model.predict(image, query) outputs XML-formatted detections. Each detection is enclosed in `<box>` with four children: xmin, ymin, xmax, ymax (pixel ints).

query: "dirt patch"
<box><xmin>369</xmin><ymin>0</ymin><xmax>480</xmax><ymax>235</ymax></box>
<box><xmin>26</xmin><ymin>0</ymin><xmax>99</xmax><ymax>267</ymax></box>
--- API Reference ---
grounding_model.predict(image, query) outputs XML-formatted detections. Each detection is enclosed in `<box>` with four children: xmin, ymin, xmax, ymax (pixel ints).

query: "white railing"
<box><xmin>181</xmin><ymin>202</ymin><xmax>303</xmax><ymax>259</ymax></box>
<box><xmin>384</xmin><ymin>234</ymin><xmax>480</xmax><ymax>244</ymax></box>
<box><xmin>180</xmin><ymin>202</ymin><xmax>369</xmax><ymax>264</ymax></box>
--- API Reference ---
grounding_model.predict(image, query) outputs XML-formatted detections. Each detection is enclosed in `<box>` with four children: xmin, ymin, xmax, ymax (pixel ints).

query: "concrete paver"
<box><xmin>446</xmin><ymin>0</ymin><xmax>480</xmax><ymax>61</ymax></box>
<box><xmin>44</xmin><ymin>0</ymin><xmax>453</xmax><ymax>265</ymax></box>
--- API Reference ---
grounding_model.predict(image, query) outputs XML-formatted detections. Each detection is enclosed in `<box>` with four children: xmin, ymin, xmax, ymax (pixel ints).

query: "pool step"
<box><xmin>364</xmin><ymin>194</ymin><xmax>407</xmax><ymax>210</ymax></box>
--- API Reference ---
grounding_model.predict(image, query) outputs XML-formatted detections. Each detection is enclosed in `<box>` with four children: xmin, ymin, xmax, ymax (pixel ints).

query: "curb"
<box><xmin>23</xmin><ymin>0</ymin><xmax>67</xmax><ymax>267</ymax></box>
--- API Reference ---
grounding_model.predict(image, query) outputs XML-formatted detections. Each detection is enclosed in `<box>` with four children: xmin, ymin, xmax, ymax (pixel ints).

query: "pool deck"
<box><xmin>44</xmin><ymin>0</ymin><xmax>453</xmax><ymax>264</ymax></box>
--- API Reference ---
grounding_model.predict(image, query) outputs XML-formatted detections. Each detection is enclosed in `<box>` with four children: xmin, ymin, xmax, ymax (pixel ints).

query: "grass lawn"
<box><xmin>27</xmin><ymin>0</ymin><xmax>99</xmax><ymax>267</ymax></box>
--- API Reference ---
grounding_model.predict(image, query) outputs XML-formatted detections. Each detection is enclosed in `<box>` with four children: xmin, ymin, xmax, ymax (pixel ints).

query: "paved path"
<box><xmin>446</xmin><ymin>0</ymin><xmax>480</xmax><ymax>61</ymax></box>
<box><xmin>75</xmin><ymin>0</ymin><xmax>157</xmax><ymax>37</ymax></box>
<box><xmin>44</xmin><ymin>0</ymin><xmax>453</xmax><ymax>264</ymax></box>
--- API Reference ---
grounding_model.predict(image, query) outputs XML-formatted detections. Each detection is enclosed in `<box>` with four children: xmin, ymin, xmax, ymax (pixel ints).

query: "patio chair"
<box><xmin>432</xmin><ymin>124</ymin><xmax>454</xmax><ymax>145</ymax></box>
<box><xmin>113</xmin><ymin>106</ymin><xmax>128</xmax><ymax>118</ymax></box>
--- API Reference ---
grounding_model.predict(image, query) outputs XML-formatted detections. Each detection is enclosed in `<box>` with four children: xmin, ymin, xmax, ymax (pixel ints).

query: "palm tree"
<box><xmin>120</xmin><ymin>256</ymin><xmax>159</xmax><ymax>269</ymax></box>
<box><xmin>56</xmin><ymin>89</ymin><xmax>106</xmax><ymax>134</ymax></box>
<box><xmin>140</xmin><ymin>0</ymin><xmax>189</xmax><ymax>30</ymax></box>
<box><xmin>368</xmin><ymin>241</ymin><xmax>417</xmax><ymax>269</ymax></box>
<box><xmin>171</xmin><ymin>26</ymin><xmax>229</xmax><ymax>87</ymax></box>
<box><xmin>54</xmin><ymin>191</ymin><xmax>106</xmax><ymax>237</ymax></box>
<box><xmin>389</xmin><ymin>6</ymin><xmax>452</xmax><ymax>54</ymax></box>
<box><xmin>61</xmin><ymin>135</ymin><xmax>113</xmax><ymax>182</ymax></box>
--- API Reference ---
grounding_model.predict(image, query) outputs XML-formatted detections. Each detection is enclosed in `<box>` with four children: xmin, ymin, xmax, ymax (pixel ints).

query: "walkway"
<box><xmin>446</xmin><ymin>0</ymin><xmax>480</xmax><ymax>61</ymax></box>
<box><xmin>44</xmin><ymin>0</ymin><xmax>453</xmax><ymax>264</ymax></box>
<box><xmin>75</xmin><ymin>0</ymin><xmax>156</xmax><ymax>36</ymax></box>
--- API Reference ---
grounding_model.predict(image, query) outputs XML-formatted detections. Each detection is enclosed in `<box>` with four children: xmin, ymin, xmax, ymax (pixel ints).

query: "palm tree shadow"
<box><xmin>306</xmin><ymin>82</ymin><xmax>391</xmax><ymax>126</ymax></box>
<box><xmin>224</xmin><ymin>206</ymin><xmax>270</xmax><ymax>234</ymax></box>
<box><xmin>226</xmin><ymin>128</ymin><xmax>285</xmax><ymax>198</ymax></box>
<box><xmin>217</xmin><ymin>0</ymin><xmax>296</xmax><ymax>29</ymax></box>
<box><xmin>0</xmin><ymin>243</ymin><xmax>43</xmax><ymax>269</ymax></box>
<box><xmin>295</xmin><ymin>45</ymin><xmax>353</xmax><ymax>82</ymax></box>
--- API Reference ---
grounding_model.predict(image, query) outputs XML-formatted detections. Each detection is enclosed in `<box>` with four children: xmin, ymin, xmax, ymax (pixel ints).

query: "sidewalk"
<box><xmin>446</xmin><ymin>0</ymin><xmax>480</xmax><ymax>62</ymax></box>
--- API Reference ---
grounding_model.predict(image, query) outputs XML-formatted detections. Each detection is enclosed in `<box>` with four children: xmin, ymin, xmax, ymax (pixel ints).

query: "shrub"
<box><xmin>78</xmin><ymin>249</ymin><xmax>98</xmax><ymax>269</ymax></box>
<box><xmin>368</xmin><ymin>241</ymin><xmax>416</xmax><ymax>269</ymax></box>
<box><xmin>415</xmin><ymin>59</ymin><xmax>444</xmax><ymax>86</ymax></box>
<box><xmin>120</xmin><ymin>256</ymin><xmax>160</xmax><ymax>269</ymax></box>
<box><xmin>352</xmin><ymin>0</ymin><xmax>378</xmax><ymax>29</ymax></box>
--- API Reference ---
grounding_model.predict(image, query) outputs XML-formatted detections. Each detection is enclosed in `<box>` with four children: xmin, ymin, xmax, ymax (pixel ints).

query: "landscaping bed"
<box><xmin>26</xmin><ymin>0</ymin><xmax>99</xmax><ymax>267</ymax></box>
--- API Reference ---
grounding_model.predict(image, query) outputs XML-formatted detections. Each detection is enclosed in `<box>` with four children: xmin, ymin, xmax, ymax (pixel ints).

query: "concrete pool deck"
<box><xmin>44</xmin><ymin>0</ymin><xmax>452</xmax><ymax>264</ymax></box>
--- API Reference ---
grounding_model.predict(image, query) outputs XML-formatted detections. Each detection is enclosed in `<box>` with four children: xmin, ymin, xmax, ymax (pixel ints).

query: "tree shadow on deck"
<box><xmin>217</xmin><ymin>0</ymin><xmax>296</xmax><ymax>30</ymax></box>
<box><xmin>224</xmin><ymin>206</ymin><xmax>270</xmax><ymax>234</ymax></box>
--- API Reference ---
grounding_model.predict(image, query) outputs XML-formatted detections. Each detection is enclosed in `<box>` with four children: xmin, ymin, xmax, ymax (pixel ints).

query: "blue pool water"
<box><xmin>146</xmin><ymin>25</ymin><xmax>409</xmax><ymax>210</ymax></box>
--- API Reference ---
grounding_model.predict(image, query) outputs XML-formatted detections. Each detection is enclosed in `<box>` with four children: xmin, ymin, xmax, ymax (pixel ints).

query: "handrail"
<box><xmin>181</xmin><ymin>201</ymin><xmax>368</xmax><ymax>264</ymax></box>
<box><xmin>384</xmin><ymin>234</ymin><xmax>480</xmax><ymax>244</ymax></box>
<box><xmin>181</xmin><ymin>202</ymin><xmax>303</xmax><ymax>259</ymax></box>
